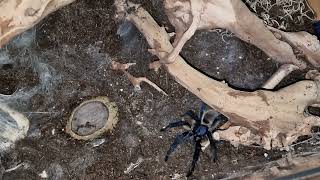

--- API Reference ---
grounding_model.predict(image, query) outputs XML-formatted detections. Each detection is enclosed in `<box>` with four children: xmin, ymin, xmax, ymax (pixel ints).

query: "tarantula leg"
<box><xmin>184</xmin><ymin>110</ymin><xmax>200</xmax><ymax>124</ymax></box>
<box><xmin>165</xmin><ymin>131</ymin><xmax>191</xmax><ymax>161</ymax></box>
<box><xmin>206</xmin><ymin>131</ymin><xmax>218</xmax><ymax>162</ymax></box>
<box><xmin>210</xmin><ymin>114</ymin><xmax>229</xmax><ymax>131</ymax></box>
<box><xmin>186</xmin><ymin>139</ymin><xmax>202</xmax><ymax>177</ymax></box>
<box><xmin>160</xmin><ymin>120</ymin><xmax>191</xmax><ymax>131</ymax></box>
<box><xmin>165</xmin><ymin>0</ymin><xmax>204</xmax><ymax>63</ymax></box>
<box><xmin>199</xmin><ymin>102</ymin><xmax>207</xmax><ymax>121</ymax></box>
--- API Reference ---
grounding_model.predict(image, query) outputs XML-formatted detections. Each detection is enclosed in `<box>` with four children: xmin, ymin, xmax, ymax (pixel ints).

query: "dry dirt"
<box><xmin>0</xmin><ymin>0</ymin><xmax>319</xmax><ymax>179</ymax></box>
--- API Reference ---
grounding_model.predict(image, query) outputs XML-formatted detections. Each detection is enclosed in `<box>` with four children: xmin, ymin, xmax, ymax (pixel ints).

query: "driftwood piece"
<box><xmin>111</xmin><ymin>61</ymin><xmax>168</xmax><ymax>95</ymax></box>
<box><xmin>262</xmin><ymin>64</ymin><xmax>299</xmax><ymax>90</ymax></box>
<box><xmin>163</xmin><ymin>0</ymin><xmax>320</xmax><ymax>69</ymax></box>
<box><xmin>245</xmin><ymin>152</ymin><xmax>320</xmax><ymax>179</ymax></box>
<box><xmin>268</xmin><ymin>26</ymin><xmax>320</xmax><ymax>68</ymax></box>
<box><xmin>122</xmin><ymin>5</ymin><xmax>320</xmax><ymax>150</ymax></box>
<box><xmin>0</xmin><ymin>0</ymin><xmax>75</xmax><ymax>48</ymax></box>
<box><xmin>217</xmin><ymin>152</ymin><xmax>320</xmax><ymax>179</ymax></box>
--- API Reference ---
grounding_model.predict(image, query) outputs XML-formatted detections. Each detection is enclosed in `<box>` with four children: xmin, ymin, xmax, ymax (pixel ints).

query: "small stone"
<box><xmin>213</xmin><ymin>132</ymin><xmax>220</xmax><ymax>140</ymax></box>
<box><xmin>90</xmin><ymin>138</ymin><xmax>106</xmax><ymax>147</ymax></box>
<box><xmin>39</xmin><ymin>170</ymin><xmax>48</xmax><ymax>178</ymax></box>
<box><xmin>231</xmin><ymin>159</ymin><xmax>238</xmax><ymax>165</ymax></box>
<box><xmin>264</xmin><ymin>153</ymin><xmax>268</xmax><ymax>157</ymax></box>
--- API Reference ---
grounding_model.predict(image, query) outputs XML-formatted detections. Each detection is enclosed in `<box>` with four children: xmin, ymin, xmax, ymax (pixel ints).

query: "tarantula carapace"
<box><xmin>161</xmin><ymin>103</ymin><xmax>228</xmax><ymax>177</ymax></box>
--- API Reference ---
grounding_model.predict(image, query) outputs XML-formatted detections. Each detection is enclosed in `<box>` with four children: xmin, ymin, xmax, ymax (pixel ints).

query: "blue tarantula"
<box><xmin>161</xmin><ymin>103</ymin><xmax>228</xmax><ymax>177</ymax></box>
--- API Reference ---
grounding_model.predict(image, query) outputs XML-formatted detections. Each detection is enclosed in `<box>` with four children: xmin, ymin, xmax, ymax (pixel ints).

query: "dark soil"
<box><xmin>0</xmin><ymin>0</ymin><xmax>319</xmax><ymax>179</ymax></box>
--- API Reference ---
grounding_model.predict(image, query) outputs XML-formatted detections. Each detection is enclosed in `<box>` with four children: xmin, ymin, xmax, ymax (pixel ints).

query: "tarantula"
<box><xmin>161</xmin><ymin>103</ymin><xmax>228</xmax><ymax>177</ymax></box>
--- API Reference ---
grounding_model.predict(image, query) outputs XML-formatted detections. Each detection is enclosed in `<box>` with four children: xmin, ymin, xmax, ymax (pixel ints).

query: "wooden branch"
<box><xmin>222</xmin><ymin>152</ymin><xmax>320</xmax><ymax>179</ymax></box>
<box><xmin>163</xmin><ymin>0</ymin><xmax>309</xmax><ymax>69</ymax></box>
<box><xmin>125</xmin><ymin>6</ymin><xmax>320</xmax><ymax>149</ymax></box>
<box><xmin>0</xmin><ymin>0</ymin><xmax>75</xmax><ymax>48</ymax></box>
<box><xmin>268</xmin><ymin>26</ymin><xmax>320</xmax><ymax>68</ymax></box>
<box><xmin>123</xmin><ymin>71</ymin><xmax>168</xmax><ymax>96</ymax></box>
<box><xmin>248</xmin><ymin>152</ymin><xmax>320</xmax><ymax>179</ymax></box>
<box><xmin>262</xmin><ymin>64</ymin><xmax>299</xmax><ymax>89</ymax></box>
<box><xmin>111</xmin><ymin>61</ymin><xmax>168</xmax><ymax>95</ymax></box>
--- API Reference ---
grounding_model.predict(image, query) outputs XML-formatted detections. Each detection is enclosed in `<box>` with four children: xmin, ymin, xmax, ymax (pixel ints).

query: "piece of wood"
<box><xmin>0</xmin><ymin>0</ymin><xmax>75</xmax><ymax>48</ymax></box>
<box><xmin>307</xmin><ymin>0</ymin><xmax>320</xmax><ymax>20</ymax></box>
<box><xmin>268</xmin><ymin>26</ymin><xmax>320</xmax><ymax>67</ymax></box>
<box><xmin>262</xmin><ymin>64</ymin><xmax>299</xmax><ymax>90</ymax></box>
<box><xmin>111</xmin><ymin>61</ymin><xmax>168</xmax><ymax>96</ymax></box>
<box><xmin>163</xmin><ymin>0</ymin><xmax>320</xmax><ymax>69</ymax></box>
<box><xmin>122</xmin><ymin>5</ymin><xmax>320</xmax><ymax>149</ymax></box>
<box><xmin>246</xmin><ymin>152</ymin><xmax>320</xmax><ymax>179</ymax></box>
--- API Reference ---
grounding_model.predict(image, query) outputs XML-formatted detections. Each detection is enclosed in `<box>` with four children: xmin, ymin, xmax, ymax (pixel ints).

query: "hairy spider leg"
<box><xmin>210</xmin><ymin>114</ymin><xmax>229</xmax><ymax>131</ymax></box>
<box><xmin>184</xmin><ymin>110</ymin><xmax>201</xmax><ymax>125</ymax></box>
<box><xmin>206</xmin><ymin>131</ymin><xmax>218</xmax><ymax>162</ymax></box>
<box><xmin>165</xmin><ymin>131</ymin><xmax>192</xmax><ymax>161</ymax></box>
<box><xmin>199</xmin><ymin>102</ymin><xmax>207</xmax><ymax>122</ymax></box>
<box><xmin>160</xmin><ymin>120</ymin><xmax>191</xmax><ymax>132</ymax></box>
<box><xmin>186</xmin><ymin>139</ymin><xmax>202</xmax><ymax>177</ymax></box>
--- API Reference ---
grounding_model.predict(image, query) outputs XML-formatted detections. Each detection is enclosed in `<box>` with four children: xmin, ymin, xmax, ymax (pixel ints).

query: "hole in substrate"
<box><xmin>0</xmin><ymin>64</ymin><xmax>18</xmax><ymax>95</ymax></box>
<box><xmin>1</xmin><ymin>64</ymin><xmax>13</xmax><ymax>70</ymax></box>
<box><xmin>311</xmin><ymin>126</ymin><xmax>320</xmax><ymax>133</ymax></box>
<box><xmin>0</xmin><ymin>65</ymin><xmax>39</xmax><ymax>95</ymax></box>
<box><xmin>307</xmin><ymin>105</ymin><xmax>320</xmax><ymax>117</ymax></box>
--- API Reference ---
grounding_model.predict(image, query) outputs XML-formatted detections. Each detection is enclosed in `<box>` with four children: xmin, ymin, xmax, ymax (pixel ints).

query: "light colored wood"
<box><xmin>111</xmin><ymin>61</ymin><xmax>168</xmax><ymax>95</ymax></box>
<box><xmin>246</xmin><ymin>152</ymin><xmax>320</xmax><ymax>179</ymax></box>
<box><xmin>121</xmin><ymin>5</ymin><xmax>320</xmax><ymax>150</ymax></box>
<box><xmin>268</xmin><ymin>26</ymin><xmax>320</xmax><ymax>67</ymax></box>
<box><xmin>308</xmin><ymin>0</ymin><xmax>320</xmax><ymax>20</ymax></box>
<box><xmin>262</xmin><ymin>64</ymin><xmax>299</xmax><ymax>89</ymax></box>
<box><xmin>164</xmin><ymin>0</ymin><xmax>320</xmax><ymax>69</ymax></box>
<box><xmin>0</xmin><ymin>0</ymin><xmax>75</xmax><ymax>48</ymax></box>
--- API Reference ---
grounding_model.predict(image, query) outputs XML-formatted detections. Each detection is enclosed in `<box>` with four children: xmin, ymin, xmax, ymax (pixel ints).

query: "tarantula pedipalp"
<box><xmin>161</xmin><ymin>103</ymin><xmax>228</xmax><ymax>177</ymax></box>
